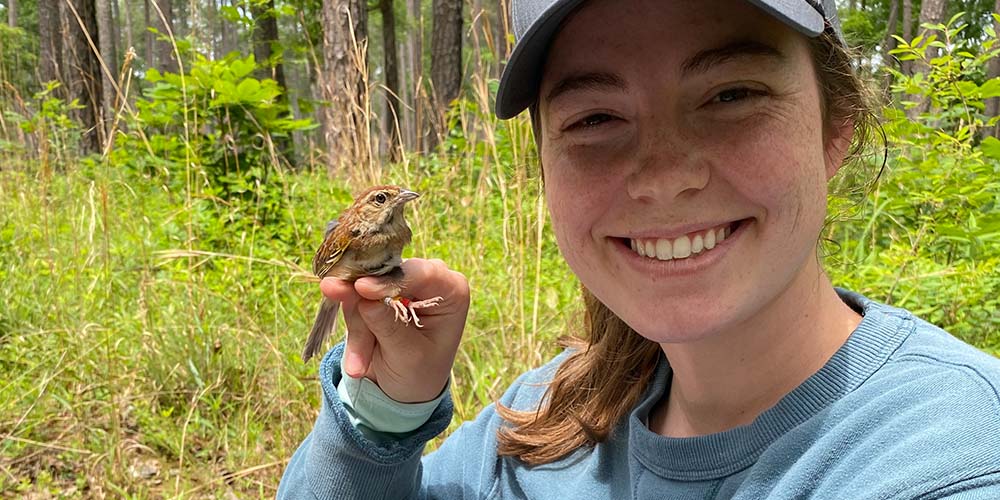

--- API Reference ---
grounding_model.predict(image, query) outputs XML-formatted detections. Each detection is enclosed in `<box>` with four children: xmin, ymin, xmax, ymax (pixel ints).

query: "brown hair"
<box><xmin>496</xmin><ymin>28</ymin><xmax>881</xmax><ymax>466</ymax></box>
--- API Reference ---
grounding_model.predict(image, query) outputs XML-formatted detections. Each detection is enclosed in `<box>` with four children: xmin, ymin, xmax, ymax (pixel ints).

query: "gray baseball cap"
<box><xmin>495</xmin><ymin>0</ymin><xmax>841</xmax><ymax>119</ymax></box>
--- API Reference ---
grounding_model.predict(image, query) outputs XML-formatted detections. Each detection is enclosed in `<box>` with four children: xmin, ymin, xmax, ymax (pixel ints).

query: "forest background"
<box><xmin>0</xmin><ymin>0</ymin><xmax>998</xmax><ymax>496</ymax></box>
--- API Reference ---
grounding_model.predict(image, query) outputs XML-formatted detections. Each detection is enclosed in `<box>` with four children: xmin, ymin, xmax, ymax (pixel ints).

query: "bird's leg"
<box><xmin>383</xmin><ymin>296</ymin><xmax>444</xmax><ymax>328</ymax></box>
<box><xmin>384</xmin><ymin>296</ymin><xmax>411</xmax><ymax>323</ymax></box>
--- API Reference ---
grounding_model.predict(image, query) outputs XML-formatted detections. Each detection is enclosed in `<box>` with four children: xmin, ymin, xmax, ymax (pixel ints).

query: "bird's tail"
<box><xmin>302</xmin><ymin>297</ymin><xmax>340</xmax><ymax>362</ymax></box>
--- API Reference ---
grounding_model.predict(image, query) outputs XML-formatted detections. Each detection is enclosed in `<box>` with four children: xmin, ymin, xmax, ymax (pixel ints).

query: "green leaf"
<box><xmin>236</xmin><ymin>79</ymin><xmax>262</xmax><ymax>101</ymax></box>
<box><xmin>980</xmin><ymin>79</ymin><xmax>1000</xmax><ymax>99</ymax></box>
<box><xmin>980</xmin><ymin>137</ymin><xmax>1000</xmax><ymax>162</ymax></box>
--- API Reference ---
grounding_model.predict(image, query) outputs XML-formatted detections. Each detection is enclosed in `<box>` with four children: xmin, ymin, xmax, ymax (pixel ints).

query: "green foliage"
<box><xmin>0</xmin><ymin>22</ymin><xmax>38</xmax><ymax>94</ymax></box>
<box><xmin>113</xmin><ymin>53</ymin><xmax>315</xmax><ymax>249</ymax></box>
<box><xmin>17</xmin><ymin>81</ymin><xmax>83</xmax><ymax>155</ymax></box>
<box><xmin>827</xmin><ymin>13</ymin><xmax>1000</xmax><ymax>348</ymax></box>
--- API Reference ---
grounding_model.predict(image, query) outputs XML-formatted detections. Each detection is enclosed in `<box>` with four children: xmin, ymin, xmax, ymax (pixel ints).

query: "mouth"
<box><xmin>622</xmin><ymin>219</ymin><xmax>747</xmax><ymax>262</ymax></box>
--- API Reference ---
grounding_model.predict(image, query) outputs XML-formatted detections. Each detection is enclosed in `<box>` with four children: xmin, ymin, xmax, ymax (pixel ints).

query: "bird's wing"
<box><xmin>313</xmin><ymin>221</ymin><xmax>349</xmax><ymax>277</ymax></box>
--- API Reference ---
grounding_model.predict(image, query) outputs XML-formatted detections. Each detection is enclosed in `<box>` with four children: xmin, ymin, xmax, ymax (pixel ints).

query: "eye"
<box><xmin>711</xmin><ymin>87</ymin><xmax>764</xmax><ymax>104</ymax></box>
<box><xmin>572</xmin><ymin>113</ymin><xmax>616</xmax><ymax>129</ymax></box>
<box><xmin>374</xmin><ymin>192</ymin><xmax>388</xmax><ymax>205</ymax></box>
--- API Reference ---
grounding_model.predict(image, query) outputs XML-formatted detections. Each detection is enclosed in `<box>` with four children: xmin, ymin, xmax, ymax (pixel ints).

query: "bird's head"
<box><xmin>349</xmin><ymin>185</ymin><xmax>420</xmax><ymax>228</ymax></box>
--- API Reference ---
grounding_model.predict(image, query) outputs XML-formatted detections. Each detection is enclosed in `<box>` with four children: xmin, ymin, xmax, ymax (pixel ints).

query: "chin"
<box><xmin>631</xmin><ymin>319</ymin><xmax>722</xmax><ymax>344</ymax></box>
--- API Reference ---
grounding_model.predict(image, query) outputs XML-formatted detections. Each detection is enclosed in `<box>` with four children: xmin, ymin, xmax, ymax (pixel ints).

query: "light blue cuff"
<box><xmin>337</xmin><ymin>362</ymin><xmax>449</xmax><ymax>439</ymax></box>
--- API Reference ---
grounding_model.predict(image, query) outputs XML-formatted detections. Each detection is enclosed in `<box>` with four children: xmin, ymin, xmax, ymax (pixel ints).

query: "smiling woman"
<box><xmin>277</xmin><ymin>1</ymin><xmax>1000</xmax><ymax>498</ymax></box>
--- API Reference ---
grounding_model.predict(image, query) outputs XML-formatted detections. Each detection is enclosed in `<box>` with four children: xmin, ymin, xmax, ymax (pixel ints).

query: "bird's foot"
<box><xmin>383</xmin><ymin>296</ymin><xmax>444</xmax><ymax>328</ymax></box>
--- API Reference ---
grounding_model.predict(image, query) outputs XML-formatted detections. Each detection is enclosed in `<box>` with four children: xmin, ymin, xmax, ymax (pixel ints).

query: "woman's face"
<box><xmin>539</xmin><ymin>0</ymin><xmax>850</xmax><ymax>343</ymax></box>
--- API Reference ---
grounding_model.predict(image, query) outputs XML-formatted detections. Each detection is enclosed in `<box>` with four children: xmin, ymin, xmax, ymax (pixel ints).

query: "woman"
<box><xmin>279</xmin><ymin>0</ymin><xmax>1000</xmax><ymax>497</ymax></box>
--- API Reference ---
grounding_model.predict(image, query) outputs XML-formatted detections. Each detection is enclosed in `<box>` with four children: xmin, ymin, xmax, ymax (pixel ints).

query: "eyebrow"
<box><xmin>544</xmin><ymin>71</ymin><xmax>628</xmax><ymax>105</ymax></box>
<box><xmin>681</xmin><ymin>40</ymin><xmax>787</xmax><ymax>77</ymax></box>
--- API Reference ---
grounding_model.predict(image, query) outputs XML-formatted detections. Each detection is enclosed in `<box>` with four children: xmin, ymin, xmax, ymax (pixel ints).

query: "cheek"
<box><xmin>542</xmin><ymin>157</ymin><xmax>616</xmax><ymax>260</ymax></box>
<box><xmin>712</xmin><ymin>109</ymin><xmax>829</xmax><ymax>223</ymax></box>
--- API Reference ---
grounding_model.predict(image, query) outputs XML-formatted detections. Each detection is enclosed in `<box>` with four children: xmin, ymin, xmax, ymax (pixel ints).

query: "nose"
<box><xmin>625</xmin><ymin>129</ymin><xmax>710</xmax><ymax>202</ymax></box>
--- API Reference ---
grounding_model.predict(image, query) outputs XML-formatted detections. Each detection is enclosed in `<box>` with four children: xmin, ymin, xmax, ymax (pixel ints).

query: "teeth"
<box><xmin>691</xmin><ymin>234</ymin><xmax>704</xmax><ymax>254</ymax></box>
<box><xmin>629</xmin><ymin>223</ymin><xmax>736</xmax><ymax>262</ymax></box>
<box><xmin>655</xmin><ymin>239</ymin><xmax>672</xmax><ymax>260</ymax></box>
<box><xmin>673</xmin><ymin>235</ymin><xmax>691</xmax><ymax>258</ymax></box>
<box><xmin>704</xmin><ymin>230</ymin><xmax>716</xmax><ymax>249</ymax></box>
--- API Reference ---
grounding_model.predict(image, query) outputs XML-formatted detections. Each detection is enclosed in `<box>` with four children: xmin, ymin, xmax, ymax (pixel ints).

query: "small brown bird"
<box><xmin>302</xmin><ymin>185</ymin><xmax>442</xmax><ymax>362</ymax></box>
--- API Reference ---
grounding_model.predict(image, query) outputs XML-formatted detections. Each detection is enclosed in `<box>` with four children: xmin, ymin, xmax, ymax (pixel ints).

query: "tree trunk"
<box><xmin>219</xmin><ymin>0</ymin><xmax>229</xmax><ymax>57</ymax></box>
<box><xmin>881</xmin><ymin>0</ymin><xmax>900</xmax><ymax>98</ymax></box>
<box><xmin>428</xmin><ymin>0</ymin><xmax>461</xmax><ymax>151</ymax></box>
<box><xmin>123</xmin><ymin>0</ymin><xmax>134</xmax><ymax>55</ymax></box>
<box><xmin>380</xmin><ymin>0</ymin><xmax>401</xmax><ymax>161</ymax></box>
<box><xmin>153</xmin><ymin>0</ymin><xmax>176</xmax><ymax>72</ymax></box>
<box><xmin>64</xmin><ymin>0</ymin><xmax>104</xmax><ymax>153</ymax></box>
<box><xmin>907</xmin><ymin>0</ymin><xmax>948</xmax><ymax>118</ymax></box>
<box><xmin>8</xmin><ymin>0</ymin><xmax>15</xmax><ymax>26</ymax></box>
<box><xmin>321</xmin><ymin>0</ymin><xmax>369</xmax><ymax>175</ymax></box>
<box><xmin>144</xmin><ymin>0</ymin><xmax>153</xmax><ymax>66</ymax></box>
<box><xmin>251</xmin><ymin>0</ymin><xmax>285</xmax><ymax>87</ymax></box>
<box><xmin>175</xmin><ymin>0</ymin><xmax>187</xmax><ymax>38</ymax></box>
<box><xmin>252</xmin><ymin>0</ymin><xmax>293</xmax><ymax>161</ymax></box>
<box><xmin>95</xmin><ymin>0</ymin><xmax>117</xmax><ymax>143</ymax></box>
<box><xmin>38</xmin><ymin>0</ymin><xmax>64</xmax><ymax>85</ymax></box>
<box><xmin>919</xmin><ymin>0</ymin><xmax>947</xmax><ymax>60</ymax></box>
<box><xmin>902</xmin><ymin>0</ymin><xmax>913</xmax><ymax>75</ymax></box>
<box><xmin>110</xmin><ymin>0</ymin><xmax>121</xmax><ymax>62</ymax></box>
<box><xmin>986</xmin><ymin>0</ymin><xmax>1000</xmax><ymax>138</ymax></box>
<box><xmin>405</xmin><ymin>0</ymin><xmax>423</xmax><ymax>152</ymax></box>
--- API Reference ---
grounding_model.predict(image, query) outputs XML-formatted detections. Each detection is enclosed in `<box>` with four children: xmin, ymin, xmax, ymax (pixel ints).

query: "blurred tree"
<box><xmin>252</xmin><ymin>0</ymin><xmax>294</xmax><ymax>161</ymax></box>
<box><xmin>8</xmin><ymin>0</ymin><xmax>15</xmax><ymax>26</ymax></box>
<box><xmin>882</xmin><ymin>0</ymin><xmax>901</xmax><ymax>95</ymax></box>
<box><xmin>428</xmin><ymin>0</ymin><xmax>461</xmax><ymax>151</ymax></box>
<box><xmin>38</xmin><ymin>0</ymin><xmax>63</xmax><ymax>85</ymax></box>
<box><xmin>252</xmin><ymin>0</ymin><xmax>286</xmax><ymax>87</ymax></box>
<box><xmin>985</xmin><ymin>0</ymin><xmax>1000</xmax><ymax>137</ymax></box>
<box><xmin>153</xmin><ymin>0</ymin><xmax>175</xmax><ymax>72</ymax></box>
<box><xmin>404</xmin><ymin>0</ymin><xmax>423</xmax><ymax>152</ymax></box>
<box><xmin>62</xmin><ymin>0</ymin><xmax>103</xmax><ymax>152</ymax></box>
<box><xmin>321</xmin><ymin>0</ymin><xmax>368</xmax><ymax>174</ymax></box>
<box><xmin>96</xmin><ymin>0</ymin><xmax>117</xmax><ymax>141</ymax></box>
<box><xmin>144</xmin><ymin>0</ymin><xmax>152</xmax><ymax>65</ymax></box>
<box><xmin>379</xmin><ymin>0</ymin><xmax>401</xmax><ymax>161</ymax></box>
<box><xmin>908</xmin><ymin>0</ymin><xmax>948</xmax><ymax>117</ymax></box>
<box><xmin>903</xmin><ymin>0</ymin><xmax>913</xmax><ymax>74</ymax></box>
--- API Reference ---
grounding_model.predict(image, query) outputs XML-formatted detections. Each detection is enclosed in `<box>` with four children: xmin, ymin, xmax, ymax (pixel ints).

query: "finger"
<box><xmin>320</xmin><ymin>277</ymin><xmax>361</xmax><ymax>308</ymax></box>
<box><xmin>355</xmin><ymin>297</ymin><xmax>410</xmax><ymax>343</ymax></box>
<box><xmin>342</xmin><ymin>306</ymin><xmax>377</xmax><ymax>378</ymax></box>
<box><xmin>355</xmin><ymin>259</ymin><xmax>468</xmax><ymax>308</ymax></box>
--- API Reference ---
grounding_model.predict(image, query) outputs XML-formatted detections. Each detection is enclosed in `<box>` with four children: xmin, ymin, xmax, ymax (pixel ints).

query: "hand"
<box><xmin>322</xmin><ymin>258</ymin><xmax>469</xmax><ymax>403</ymax></box>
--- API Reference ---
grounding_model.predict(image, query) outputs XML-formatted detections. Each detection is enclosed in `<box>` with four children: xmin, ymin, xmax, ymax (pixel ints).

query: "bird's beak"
<box><xmin>398</xmin><ymin>189</ymin><xmax>420</xmax><ymax>202</ymax></box>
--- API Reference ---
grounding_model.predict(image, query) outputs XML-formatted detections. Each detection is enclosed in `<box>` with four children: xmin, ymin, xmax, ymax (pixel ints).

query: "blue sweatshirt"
<box><xmin>278</xmin><ymin>290</ymin><xmax>1000</xmax><ymax>499</ymax></box>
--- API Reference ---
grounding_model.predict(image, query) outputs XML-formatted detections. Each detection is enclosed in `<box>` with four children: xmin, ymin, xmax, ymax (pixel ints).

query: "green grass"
<box><xmin>0</xmin><ymin>121</ymin><xmax>579</xmax><ymax>495</ymax></box>
<box><xmin>2</xmin><ymin>35</ymin><xmax>1000</xmax><ymax>497</ymax></box>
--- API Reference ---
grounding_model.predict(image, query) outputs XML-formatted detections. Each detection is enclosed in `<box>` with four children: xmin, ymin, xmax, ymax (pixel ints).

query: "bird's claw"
<box><xmin>383</xmin><ymin>296</ymin><xmax>444</xmax><ymax>328</ymax></box>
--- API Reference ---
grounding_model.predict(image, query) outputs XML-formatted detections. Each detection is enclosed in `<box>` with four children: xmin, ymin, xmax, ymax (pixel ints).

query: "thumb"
<box><xmin>342</xmin><ymin>321</ymin><xmax>376</xmax><ymax>378</ymax></box>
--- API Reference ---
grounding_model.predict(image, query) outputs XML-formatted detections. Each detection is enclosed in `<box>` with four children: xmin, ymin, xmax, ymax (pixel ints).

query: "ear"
<box><xmin>824</xmin><ymin>118</ymin><xmax>854</xmax><ymax>180</ymax></box>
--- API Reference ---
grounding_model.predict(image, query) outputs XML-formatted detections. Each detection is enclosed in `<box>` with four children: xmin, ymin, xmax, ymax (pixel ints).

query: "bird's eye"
<box><xmin>374</xmin><ymin>192</ymin><xmax>388</xmax><ymax>205</ymax></box>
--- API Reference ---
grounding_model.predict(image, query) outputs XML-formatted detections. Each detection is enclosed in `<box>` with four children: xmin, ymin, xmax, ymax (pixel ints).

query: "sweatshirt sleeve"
<box><xmin>278</xmin><ymin>343</ymin><xmax>566</xmax><ymax>500</ymax></box>
<box><xmin>276</xmin><ymin>342</ymin><xmax>454</xmax><ymax>500</ymax></box>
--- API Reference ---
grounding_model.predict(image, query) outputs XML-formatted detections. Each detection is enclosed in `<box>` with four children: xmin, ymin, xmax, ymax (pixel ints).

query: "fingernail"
<box><xmin>345</xmin><ymin>351</ymin><xmax>364</xmax><ymax>378</ymax></box>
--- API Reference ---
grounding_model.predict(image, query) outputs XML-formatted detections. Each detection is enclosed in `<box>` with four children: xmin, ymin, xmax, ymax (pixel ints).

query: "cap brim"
<box><xmin>495</xmin><ymin>0</ymin><xmax>588</xmax><ymax>119</ymax></box>
<box><xmin>495</xmin><ymin>0</ymin><xmax>826</xmax><ymax>120</ymax></box>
